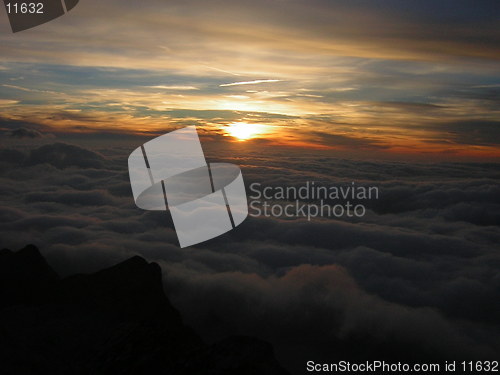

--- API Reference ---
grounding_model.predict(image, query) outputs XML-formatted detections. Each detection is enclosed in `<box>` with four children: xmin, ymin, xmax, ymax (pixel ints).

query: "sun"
<box><xmin>225</xmin><ymin>122</ymin><xmax>268</xmax><ymax>141</ymax></box>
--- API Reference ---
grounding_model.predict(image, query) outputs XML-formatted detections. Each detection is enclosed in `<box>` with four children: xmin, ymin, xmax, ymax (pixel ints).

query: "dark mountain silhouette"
<box><xmin>0</xmin><ymin>245</ymin><xmax>289</xmax><ymax>375</ymax></box>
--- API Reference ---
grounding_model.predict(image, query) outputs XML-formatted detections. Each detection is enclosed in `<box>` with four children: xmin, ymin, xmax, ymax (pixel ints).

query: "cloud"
<box><xmin>434</xmin><ymin>120</ymin><xmax>500</xmax><ymax>146</ymax></box>
<box><xmin>2</xmin><ymin>84</ymin><xmax>33</xmax><ymax>92</ymax></box>
<box><xmin>306</xmin><ymin>130</ymin><xmax>390</xmax><ymax>150</ymax></box>
<box><xmin>2</xmin><ymin>0</ymin><xmax>499</xmax><ymax>71</ymax></box>
<box><xmin>220</xmin><ymin>80</ymin><xmax>282</xmax><ymax>87</ymax></box>
<box><xmin>0</xmin><ymin>138</ymin><xmax>498</xmax><ymax>374</ymax></box>
<box><xmin>0</xmin><ymin>99</ymin><xmax>18</xmax><ymax>106</ymax></box>
<box><xmin>26</xmin><ymin>143</ymin><xmax>106</xmax><ymax>169</ymax></box>
<box><xmin>148</xmin><ymin>85</ymin><xmax>199</xmax><ymax>90</ymax></box>
<box><xmin>0</xmin><ymin>149</ymin><xmax>26</xmax><ymax>164</ymax></box>
<box><xmin>163</xmin><ymin>262</ymin><xmax>495</xmax><ymax>368</ymax></box>
<box><xmin>9</xmin><ymin>128</ymin><xmax>46</xmax><ymax>139</ymax></box>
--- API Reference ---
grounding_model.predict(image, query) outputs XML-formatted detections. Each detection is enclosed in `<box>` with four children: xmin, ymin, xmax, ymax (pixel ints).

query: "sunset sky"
<box><xmin>1</xmin><ymin>0</ymin><xmax>499</xmax><ymax>159</ymax></box>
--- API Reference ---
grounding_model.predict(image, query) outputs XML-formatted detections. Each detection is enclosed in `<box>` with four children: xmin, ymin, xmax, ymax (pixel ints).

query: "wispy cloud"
<box><xmin>148</xmin><ymin>85</ymin><xmax>199</xmax><ymax>90</ymax></box>
<box><xmin>0</xmin><ymin>99</ymin><xmax>19</xmax><ymax>106</ymax></box>
<box><xmin>2</xmin><ymin>84</ymin><xmax>62</xmax><ymax>95</ymax></box>
<box><xmin>220</xmin><ymin>79</ymin><xmax>281</xmax><ymax>87</ymax></box>
<box><xmin>2</xmin><ymin>84</ymin><xmax>33</xmax><ymax>92</ymax></box>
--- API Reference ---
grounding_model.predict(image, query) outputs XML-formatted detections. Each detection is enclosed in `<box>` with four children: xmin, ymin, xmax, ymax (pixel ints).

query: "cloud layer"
<box><xmin>0</xmin><ymin>136</ymin><xmax>498</xmax><ymax>373</ymax></box>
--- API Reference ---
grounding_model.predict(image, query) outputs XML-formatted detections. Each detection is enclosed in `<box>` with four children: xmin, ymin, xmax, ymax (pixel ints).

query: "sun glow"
<box><xmin>225</xmin><ymin>122</ymin><xmax>270</xmax><ymax>141</ymax></box>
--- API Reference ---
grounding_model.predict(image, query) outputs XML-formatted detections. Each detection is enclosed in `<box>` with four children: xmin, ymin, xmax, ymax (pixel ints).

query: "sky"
<box><xmin>0</xmin><ymin>1</ymin><xmax>499</xmax><ymax>374</ymax></box>
<box><xmin>1</xmin><ymin>0</ymin><xmax>499</xmax><ymax>160</ymax></box>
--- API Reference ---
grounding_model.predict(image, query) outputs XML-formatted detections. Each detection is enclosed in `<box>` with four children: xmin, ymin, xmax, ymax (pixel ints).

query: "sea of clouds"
<box><xmin>0</xmin><ymin>130</ymin><xmax>498</xmax><ymax>373</ymax></box>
